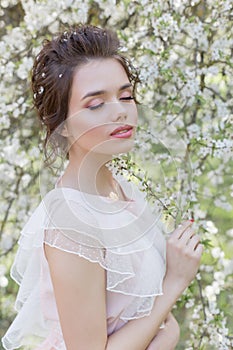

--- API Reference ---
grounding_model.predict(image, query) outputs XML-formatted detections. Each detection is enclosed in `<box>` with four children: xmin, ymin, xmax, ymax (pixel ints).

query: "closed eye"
<box><xmin>120</xmin><ymin>96</ymin><xmax>134</xmax><ymax>101</ymax></box>
<box><xmin>88</xmin><ymin>102</ymin><xmax>104</xmax><ymax>110</ymax></box>
<box><xmin>87</xmin><ymin>96</ymin><xmax>134</xmax><ymax>110</ymax></box>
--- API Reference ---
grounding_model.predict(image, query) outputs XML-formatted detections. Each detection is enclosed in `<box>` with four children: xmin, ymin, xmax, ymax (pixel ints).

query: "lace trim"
<box><xmin>2</xmin><ymin>176</ymin><xmax>166</xmax><ymax>350</ymax></box>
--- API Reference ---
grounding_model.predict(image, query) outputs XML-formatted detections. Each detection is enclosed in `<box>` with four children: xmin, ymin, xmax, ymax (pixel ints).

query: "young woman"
<box><xmin>2</xmin><ymin>24</ymin><xmax>203</xmax><ymax>350</ymax></box>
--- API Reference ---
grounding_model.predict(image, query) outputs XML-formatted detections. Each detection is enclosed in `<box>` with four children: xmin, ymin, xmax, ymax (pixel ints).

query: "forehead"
<box><xmin>71</xmin><ymin>58</ymin><xmax>130</xmax><ymax>97</ymax></box>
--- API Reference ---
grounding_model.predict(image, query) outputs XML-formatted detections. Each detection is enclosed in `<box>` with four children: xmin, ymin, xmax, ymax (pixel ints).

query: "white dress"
<box><xmin>2</xmin><ymin>172</ymin><xmax>166</xmax><ymax>349</ymax></box>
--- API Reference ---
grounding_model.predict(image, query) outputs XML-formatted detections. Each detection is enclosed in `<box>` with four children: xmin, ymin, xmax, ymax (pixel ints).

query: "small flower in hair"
<box><xmin>58</xmin><ymin>73</ymin><xmax>63</xmax><ymax>78</ymax></box>
<box><xmin>38</xmin><ymin>86</ymin><xmax>44</xmax><ymax>94</ymax></box>
<box><xmin>61</xmin><ymin>31</ymin><xmax>68</xmax><ymax>42</ymax></box>
<box><xmin>42</xmin><ymin>72</ymin><xmax>46</xmax><ymax>78</ymax></box>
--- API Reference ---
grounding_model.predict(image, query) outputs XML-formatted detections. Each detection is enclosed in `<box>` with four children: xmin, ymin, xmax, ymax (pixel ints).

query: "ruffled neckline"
<box><xmin>53</xmin><ymin>172</ymin><xmax>136</xmax><ymax>204</ymax></box>
<box><xmin>1</xmin><ymin>172</ymin><xmax>166</xmax><ymax>350</ymax></box>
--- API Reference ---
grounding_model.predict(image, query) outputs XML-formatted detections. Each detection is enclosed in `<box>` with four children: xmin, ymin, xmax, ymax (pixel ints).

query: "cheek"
<box><xmin>126</xmin><ymin>103</ymin><xmax>138</xmax><ymax>124</ymax></box>
<box><xmin>66</xmin><ymin>112</ymin><xmax>108</xmax><ymax>148</ymax></box>
<box><xmin>83</xmin><ymin>125</ymin><xmax>106</xmax><ymax>143</ymax></box>
<box><xmin>76</xmin><ymin>126</ymin><xmax>110</xmax><ymax>153</ymax></box>
<box><xmin>66</xmin><ymin>111</ymin><xmax>93</xmax><ymax>135</ymax></box>
<box><xmin>133</xmin><ymin>105</ymin><xmax>138</xmax><ymax>122</ymax></box>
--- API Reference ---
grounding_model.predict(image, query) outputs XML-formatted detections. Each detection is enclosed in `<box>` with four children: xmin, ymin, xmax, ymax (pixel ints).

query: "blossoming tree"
<box><xmin>0</xmin><ymin>1</ymin><xmax>232</xmax><ymax>349</ymax></box>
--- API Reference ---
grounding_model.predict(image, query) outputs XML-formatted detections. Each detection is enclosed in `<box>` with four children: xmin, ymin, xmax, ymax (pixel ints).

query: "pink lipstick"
<box><xmin>110</xmin><ymin>125</ymin><xmax>133</xmax><ymax>138</ymax></box>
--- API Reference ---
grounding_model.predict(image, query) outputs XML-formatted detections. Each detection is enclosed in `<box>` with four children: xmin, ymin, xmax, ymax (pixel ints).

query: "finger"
<box><xmin>164</xmin><ymin>312</ymin><xmax>173</xmax><ymax>324</ymax></box>
<box><xmin>187</xmin><ymin>234</ymin><xmax>201</xmax><ymax>250</ymax></box>
<box><xmin>166</xmin><ymin>312</ymin><xmax>176</xmax><ymax>324</ymax></box>
<box><xmin>178</xmin><ymin>227</ymin><xmax>195</xmax><ymax>244</ymax></box>
<box><xmin>195</xmin><ymin>243</ymin><xmax>204</xmax><ymax>255</ymax></box>
<box><xmin>172</xmin><ymin>220</ymin><xmax>193</xmax><ymax>239</ymax></box>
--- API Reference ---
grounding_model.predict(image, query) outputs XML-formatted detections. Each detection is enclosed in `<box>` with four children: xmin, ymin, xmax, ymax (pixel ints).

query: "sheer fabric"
<box><xmin>2</xmin><ymin>172</ymin><xmax>166</xmax><ymax>350</ymax></box>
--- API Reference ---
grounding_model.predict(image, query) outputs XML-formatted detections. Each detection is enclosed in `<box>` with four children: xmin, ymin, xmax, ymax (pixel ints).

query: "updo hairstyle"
<box><xmin>31</xmin><ymin>24</ymin><xmax>140</xmax><ymax>166</ymax></box>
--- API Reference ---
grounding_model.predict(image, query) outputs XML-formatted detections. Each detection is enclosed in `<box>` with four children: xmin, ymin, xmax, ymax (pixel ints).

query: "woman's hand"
<box><xmin>145</xmin><ymin>313</ymin><xmax>180</xmax><ymax>350</ymax></box>
<box><xmin>166</xmin><ymin>220</ymin><xmax>203</xmax><ymax>293</ymax></box>
<box><xmin>105</xmin><ymin>221</ymin><xmax>203</xmax><ymax>350</ymax></box>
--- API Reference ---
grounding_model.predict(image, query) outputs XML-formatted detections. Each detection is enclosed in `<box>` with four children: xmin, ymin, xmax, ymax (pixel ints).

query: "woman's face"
<box><xmin>64</xmin><ymin>58</ymin><xmax>138</xmax><ymax>156</ymax></box>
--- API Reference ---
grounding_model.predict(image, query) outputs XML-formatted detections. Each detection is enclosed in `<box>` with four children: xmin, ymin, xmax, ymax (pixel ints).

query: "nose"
<box><xmin>111</xmin><ymin>101</ymin><xmax>127</xmax><ymax>122</ymax></box>
<box><xmin>116</xmin><ymin>112</ymin><xmax>127</xmax><ymax>122</ymax></box>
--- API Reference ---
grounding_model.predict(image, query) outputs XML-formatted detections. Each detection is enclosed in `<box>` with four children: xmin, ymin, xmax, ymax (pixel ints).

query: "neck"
<box><xmin>62</xmin><ymin>147</ymin><xmax>117</xmax><ymax>197</ymax></box>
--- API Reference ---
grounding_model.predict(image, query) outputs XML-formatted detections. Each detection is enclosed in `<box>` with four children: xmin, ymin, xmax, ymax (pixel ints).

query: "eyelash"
<box><xmin>88</xmin><ymin>96</ymin><xmax>134</xmax><ymax>110</ymax></box>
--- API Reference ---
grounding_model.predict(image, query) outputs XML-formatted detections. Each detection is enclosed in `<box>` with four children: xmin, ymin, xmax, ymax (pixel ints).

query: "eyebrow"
<box><xmin>81</xmin><ymin>83</ymin><xmax>133</xmax><ymax>101</ymax></box>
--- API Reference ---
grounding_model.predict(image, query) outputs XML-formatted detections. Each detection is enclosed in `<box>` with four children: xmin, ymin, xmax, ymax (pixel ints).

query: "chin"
<box><xmin>111</xmin><ymin>143</ymin><xmax>135</xmax><ymax>155</ymax></box>
<box><xmin>91</xmin><ymin>138</ymin><xmax>135</xmax><ymax>156</ymax></box>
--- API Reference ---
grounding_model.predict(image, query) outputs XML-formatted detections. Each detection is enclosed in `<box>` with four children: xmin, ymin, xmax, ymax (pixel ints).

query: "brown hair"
<box><xmin>31</xmin><ymin>23</ymin><xmax>140</xmax><ymax>167</ymax></box>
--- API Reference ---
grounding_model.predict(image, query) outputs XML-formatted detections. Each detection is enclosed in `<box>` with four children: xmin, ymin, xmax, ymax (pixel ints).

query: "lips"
<box><xmin>110</xmin><ymin>125</ymin><xmax>133</xmax><ymax>136</ymax></box>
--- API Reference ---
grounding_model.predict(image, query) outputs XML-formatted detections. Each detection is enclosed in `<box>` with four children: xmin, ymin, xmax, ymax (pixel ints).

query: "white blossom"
<box><xmin>204</xmin><ymin>220</ymin><xmax>218</xmax><ymax>234</ymax></box>
<box><xmin>16</xmin><ymin>57</ymin><xmax>33</xmax><ymax>80</ymax></box>
<box><xmin>0</xmin><ymin>276</ymin><xmax>8</xmax><ymax>288</ymax></box>
<box><xmin>211</xmin><ymin>247</ymin><xmax>224</xmax><ymax>259</ymax></box>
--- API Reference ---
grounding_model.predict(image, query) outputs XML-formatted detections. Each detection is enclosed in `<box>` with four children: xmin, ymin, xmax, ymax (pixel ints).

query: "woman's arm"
<box><xmin>106</xmin><ymin>271</ymin><xmax>183</xmax><ymax>350</ymax></box>
<box><xmin>44</xmin><ymin>244</ymin><xmax>108</xmax><ymax>350</ymax></box>
<box><xmin>106</xmin><ymin>220</ymin><xmax>203</xmax><ymax>350</ymax></box>
<box><xmin>145</xmin><ymin>313</ymin><xmax>180</xmax><ymax>350</ymax></box>
<box><xmin>45</xmin><ymin>220</ymin><xmax>202</xmax><ymax>350</ymax></box>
